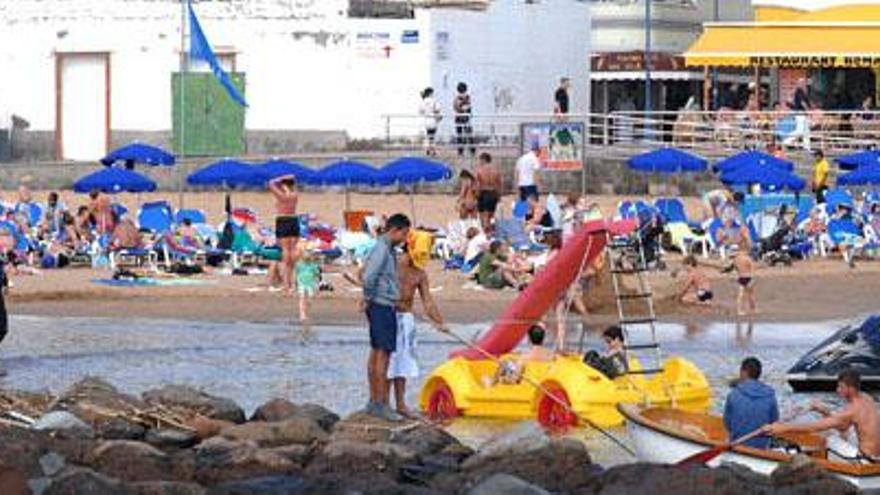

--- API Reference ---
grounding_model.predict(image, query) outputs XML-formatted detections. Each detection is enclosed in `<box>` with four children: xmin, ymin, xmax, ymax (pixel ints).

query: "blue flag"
<box><xmin>188</xmin><ymin>1</ymin><xmax>248</xmax><ymax>107</ymax></box>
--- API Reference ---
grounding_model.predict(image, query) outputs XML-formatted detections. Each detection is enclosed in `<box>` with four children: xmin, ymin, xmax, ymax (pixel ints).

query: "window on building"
<box><xmin>348</xmin><ymin>0</ymin><xmax>414</xmax><ymax>18</ymax></box>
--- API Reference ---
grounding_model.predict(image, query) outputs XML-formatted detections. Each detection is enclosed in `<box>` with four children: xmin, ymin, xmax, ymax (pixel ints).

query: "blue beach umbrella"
<box><xmin>838</xmin><ymin>165</ymin><xmax>880</xmax><ymax>186</ymax></box>
<box><xmin>74</xmin><ymin>167</ymin><xmax>157</xmax><ymax>194</ymax></box>
<box><xmin>313</xmin><ymin>160</ymin><xmax>380</xmax><ymax>212</ymax></box>
<box><xmin>627</xmin><ymin>148</ymin><xmax>707</xmax><ymax>174</ymax></box>
<box><xmin>258</xmin><ymin>159</ymin><xmax>316</xmax><ymax>184</ymax></box>
<box><xmin>186</xmin><ymin>159</ymin><xmax>264</xmax><ymax>188</ymax></box>
<box><xmin>715</xmin><ymin>151</ymin><xmax>795</xmax><ymax>173</ymax></box>
<box><xmin>376</xmin><ymin>157</ymin><xmax>453</xmax><ymax>185</ymax></box>
<box><xmin>313</xmin><ymin>160</ymin><xmax>379</xmax><ymax>186</ymax></box>
<box><xmin>100</xmin><ymin>142</ymin><xmax>175</xmax><ymax>168</ymax></box>
<box><xmin>836</xmin><ymin>150</ymin><xmax>880</xmax><ymax>171</ymax></box>
<box><xmin>720</xmin><ymin>163</ymin><xmax>806</xmax><ymax>192</ymax></box>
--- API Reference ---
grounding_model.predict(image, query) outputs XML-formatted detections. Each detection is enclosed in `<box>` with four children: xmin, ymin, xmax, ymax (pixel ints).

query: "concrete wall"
<box><xmin>429</xmin><ymin>0</ymin><xmax>591</xmax><ymax>117</ymax></box>
<box><xmin>0</xmin><ymin>0</ymin><xmax>593</xmax><ymax>163</ymax></box>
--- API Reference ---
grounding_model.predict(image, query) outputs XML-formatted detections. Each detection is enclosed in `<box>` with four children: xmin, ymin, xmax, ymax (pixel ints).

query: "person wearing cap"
<box><xmin>387</xmin><ymin>230</ymin><xmax>446</xmax><ymax>418</ymax></box>
<box><xmin>554</xmin><ymin>77</ymin><xmax>570</xmax><ymax>116</ymax></box>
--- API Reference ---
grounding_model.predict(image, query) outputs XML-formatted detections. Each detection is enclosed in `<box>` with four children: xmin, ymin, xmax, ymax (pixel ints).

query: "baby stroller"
<box><xmin>756</xmin><ymin>220</ymin><xmax>794</xmax><ymax>266</ymax></box>
<box><xmin>611</xmin><ymin>208</ymin><xmax>666</xmax><ymax>272</ymax></box>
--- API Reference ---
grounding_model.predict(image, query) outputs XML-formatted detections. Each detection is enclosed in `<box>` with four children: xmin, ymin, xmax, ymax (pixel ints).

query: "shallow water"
<box><xmin>0</xmin><ymin>315</ymin><xmax>865</xmax><ymax>465</ymax></box>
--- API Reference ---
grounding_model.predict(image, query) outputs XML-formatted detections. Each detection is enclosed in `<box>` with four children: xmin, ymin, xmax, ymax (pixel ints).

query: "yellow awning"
<box><xmin>685</xmin><ymin>25</ymin><xmax>880</xmax><ymax>68</ymax></box>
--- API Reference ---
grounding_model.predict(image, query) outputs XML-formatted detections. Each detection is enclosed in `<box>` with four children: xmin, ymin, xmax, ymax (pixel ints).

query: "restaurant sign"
<box><xmin>592</xmin><ymin>51</ymin><xmax>685</xmax><ymax>72</ymax></box>
<box><xmin>748</xmin><ymin>55</ymin><xmax>880</xmax><ymax>68</ymax></box>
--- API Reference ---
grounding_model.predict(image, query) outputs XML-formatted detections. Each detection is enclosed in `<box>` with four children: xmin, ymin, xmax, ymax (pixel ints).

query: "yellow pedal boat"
<box><xmin>419</xmin><ymin>354</ymin><xmax>712</xmax><ymax>428</ymax></box>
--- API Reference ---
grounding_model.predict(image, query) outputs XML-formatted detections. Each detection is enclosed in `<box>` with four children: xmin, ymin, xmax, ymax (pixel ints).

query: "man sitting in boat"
<box><xmin>723</xmin><ymin>357</ymin><xmax>779</xmax><ymax>449</ymax></box>
<box><xmin>582</xmin><ymin>326</ymin><xmax>627</xmax><ymax>379</ymax></box>
<box><xmin>764</xmin><ymin>369</ymin><xmax>880</xmax><ymax>463</ymax></box>
<box><xmin>484</xmin><ymin>324</ymin><xmax>554</xmax><ymax>386</ymax></box>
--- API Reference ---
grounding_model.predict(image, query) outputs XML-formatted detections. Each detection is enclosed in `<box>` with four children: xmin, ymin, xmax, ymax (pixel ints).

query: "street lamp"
<box><xmin>645</xmin><ymin>0</ymin><xmax>652</xmax><ymax>114</ymax></box>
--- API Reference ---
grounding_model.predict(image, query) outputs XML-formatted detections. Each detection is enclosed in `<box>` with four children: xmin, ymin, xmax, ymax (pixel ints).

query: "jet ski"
<box><xmin>788</xmin><ymin>316</ymin><xmax>880</xmax><ymax>392</ymax></box>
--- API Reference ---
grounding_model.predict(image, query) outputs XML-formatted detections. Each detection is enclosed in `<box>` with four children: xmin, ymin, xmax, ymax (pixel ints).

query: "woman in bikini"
<box><xmin>268</xmin><ymin>175</ymin><xmax>300</xmax><ymax>294</ymax></box>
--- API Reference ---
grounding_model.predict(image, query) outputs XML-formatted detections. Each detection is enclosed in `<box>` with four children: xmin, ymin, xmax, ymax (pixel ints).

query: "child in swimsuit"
<box><xmin>295</xmin><ymin>248</ymin><xmax>321</xmax><ymax>322</ymax></box>
<box><xmin>678</xmin><ymin>255</ymin><xmax>713</xmax><ymax>305</ymax></box>
<box><xmin>733</xmin><ymin>245</ymin><xmax>756</xmax><ymax>316</ymax></box>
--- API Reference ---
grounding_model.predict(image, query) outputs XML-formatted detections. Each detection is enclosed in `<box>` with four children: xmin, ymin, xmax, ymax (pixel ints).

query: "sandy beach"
<box><xmin>5</xmin><ymin>190</ymin><xmax>878</xmax><ymax>328</ymax></box>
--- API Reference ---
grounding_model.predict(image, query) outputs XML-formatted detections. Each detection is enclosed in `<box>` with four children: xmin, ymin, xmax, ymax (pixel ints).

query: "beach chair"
<box><xmin>494</xmin><ymin>218</ymin><xmax>534</xmax><ymax>251</ymax></box>
<box><xmin>655</xmin><ymin>198</ymin><xmax>710</xmax><ymax>257</ymax></box>
<box><xmin>827</xmin><ymin>217</ymin><xmax>874</xmax><ymax>266</ymax></box>
<box><xmin>174</xmin><ymin>209</ymin><xmax>207</xmax><ymax>225</ymax></box>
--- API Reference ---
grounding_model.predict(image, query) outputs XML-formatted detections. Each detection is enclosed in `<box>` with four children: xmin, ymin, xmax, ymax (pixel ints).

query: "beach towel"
<box><xmin>91</xmin><ymin>277</ymin><xmax>215</xmax><ymax>288</ymax></box>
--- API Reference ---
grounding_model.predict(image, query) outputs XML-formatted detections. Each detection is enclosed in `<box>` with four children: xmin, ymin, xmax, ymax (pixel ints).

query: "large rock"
<box><xmin>391</xmin><ymin>423</ymin><xmax>462</xmax><ymax>458</ymax></box>
<box><xmin>44</xmin><ymin>467</ymin><xmax>123</xmax><ymax>495</ymax></box>
<box><xmin>144</xmin><ymin>429</ymin><xmax>198</xmax><ymax>451</ymax></box>
<box><xmin>250</xmin><ymin>400</ymin><xmax>339</xmax><ymax>432</ymax></box>
<box><xmin>210</xmin><ymin>476</ymin><xmax>305</xmax><ymax>495</ymax></box>
<box><xmin>54</xmin><ymin>377</ymin><xmax>148</xmax><ymax>428</ymax></box>
<box><xmin>192</xmin><ymin>437</ymin><xmax>300</xmax><ymax>485</ymax></box>
<box><xmin>467</xmin><ymin>473</ymin><xmax>550</xmax><ymax>495</ymax></box>
<box><xmin>0</xmin><ymin>426</ymin><xmax>97</xmax><ymax>478</ymax></box>
<box><xmin>461</xmin><ymin>423</ymin><xmax>551</xmax><ymax>470</ymax></box>
<box><xmin>126</xmin><ymin>481</ymin><xmax>206</xmax><ymax>495</ymax></box>
<box><xmin>593</xmin><ymin>463</ymin><xmax>770</xmax><ymax>495</ymax></box>
<box><xmin>33</xmin><ymin>411</ymin><xmax>95</xmax><ymax>440</ymax></box>
<box><xmin>292</xmin><ymin>404</ymin><xmax>339</xmax><ymax>432</ymax></box>
<box><xmin>185</xmin><ymin>416</ymin><xmax>235</xmax><ymax>441</ymax></box>
<box><xmin>88</xmin><ymin>441</ymin><xmax>174</xmax><ymax>482</ymax></box>
<box><xmin>142</xmin><ymin>386</ymin><xmax>245</xmax><ymax>424</ymax></box>
<box><xmin>438</xmin><ymin>436</ymin><xmax>596</xmax><ymax>494</ymax></box>
<box><xmin>95</xmin><ymin>417</ymin><xmax>146</xmax><ymax>441</ymax></box>
<box><xmin>250</xmin><ymin>399</ymin><xmax>297</xmax><ymax>423</ymax></box>
<box><xmin>771</xmin><ymin>455</ymin><xmax>859</xmax><ymax>493</ymax></box>
<box><xmin>220</xmin><ymin>418</ymin><xmax>328</xmax><ymax>448</ymax></box>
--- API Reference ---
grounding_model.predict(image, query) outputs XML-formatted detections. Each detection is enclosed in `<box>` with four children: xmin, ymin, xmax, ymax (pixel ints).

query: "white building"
<box><xmin>0</xmin><ymin>0</ymin><xmax>590</xmax><ymax>162</ymax></box>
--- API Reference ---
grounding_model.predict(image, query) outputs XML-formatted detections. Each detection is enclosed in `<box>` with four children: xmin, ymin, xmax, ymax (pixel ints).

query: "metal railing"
<box><xmin>381</xmin><ymin>109</ymin><xmax>880</xmax><ymax>159</ymax></box>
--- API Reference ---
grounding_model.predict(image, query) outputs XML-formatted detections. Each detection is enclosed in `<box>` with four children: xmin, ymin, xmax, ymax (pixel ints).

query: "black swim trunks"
<box><xmin>737</xmin><ymin>277</ymin><xmax>752</xmax><ymax>288</ymax></box>
<box><xmin>276</xmin><ymin>215</ymin><xmax>300</xmax><ymax>239</ymax></box>
<box><xmin>697</xmin><ymin>289</ymin><xmax>714</xmax><ymax>302</ymax></box>
<box><xmin>477</xmin><ymin>190</ymin><xmax>499</xmax><ymax>213</ymax></box>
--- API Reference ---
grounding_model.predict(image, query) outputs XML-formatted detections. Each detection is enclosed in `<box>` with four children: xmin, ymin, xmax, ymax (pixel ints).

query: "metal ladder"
<box><xmin>606</xmin><ymin>232</ymin><xmax>664</xmax><ymax>376</ymax></box>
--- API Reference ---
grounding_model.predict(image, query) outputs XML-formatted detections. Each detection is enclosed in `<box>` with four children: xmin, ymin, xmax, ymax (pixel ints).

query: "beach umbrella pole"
<box><xmin>409</xmin><ymin>183</ymin><xmax>417</xmax><ymax>225</ymax></box>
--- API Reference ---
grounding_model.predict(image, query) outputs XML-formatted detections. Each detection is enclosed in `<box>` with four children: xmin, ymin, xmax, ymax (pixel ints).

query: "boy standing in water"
<box><xmin>733</xmin><ymin>242</ymin><xmax>757</xmax><ymax>316</ymax></box>
<box><xmin>388</xmin><ymin>231</ymin><xmax>446</xmax><ymax>418</ymax></box>
<box><xmin>295</xmin><ymin>245</ymin><xmax>321</xmax><ymax>322</ymax></box>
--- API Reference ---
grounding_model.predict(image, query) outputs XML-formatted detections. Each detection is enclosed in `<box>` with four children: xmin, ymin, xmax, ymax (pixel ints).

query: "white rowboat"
<box><xmin>618</xmin><ymin>404</ymin><xmax>880</xmax><ymax>490</ymax></box>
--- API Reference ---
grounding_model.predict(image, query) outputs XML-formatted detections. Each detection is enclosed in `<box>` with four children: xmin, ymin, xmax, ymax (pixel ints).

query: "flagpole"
<box><xmin>178</xmin><ymin>0</ymin><xmax>187</xmax><ymax>210</ymax></box>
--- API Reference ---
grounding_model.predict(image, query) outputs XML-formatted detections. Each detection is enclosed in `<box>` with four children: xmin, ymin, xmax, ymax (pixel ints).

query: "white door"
<box><xmin>60</xmin><ymin>54</ymin><xmax>107</xmax><ymax>161</ymax></box>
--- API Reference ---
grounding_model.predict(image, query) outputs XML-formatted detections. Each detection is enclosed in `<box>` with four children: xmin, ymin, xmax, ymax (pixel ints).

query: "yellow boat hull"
<box><xmin>419</xmin><ymin>355</ymin><xmax>711</xmax><ymax>428</ymax></box>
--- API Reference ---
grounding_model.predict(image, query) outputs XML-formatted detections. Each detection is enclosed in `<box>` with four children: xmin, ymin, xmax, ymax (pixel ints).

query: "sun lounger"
<box><xmin>654</xmin><ymin>198</ymin><xmax>709</xmax><ymax>257</ymax></box>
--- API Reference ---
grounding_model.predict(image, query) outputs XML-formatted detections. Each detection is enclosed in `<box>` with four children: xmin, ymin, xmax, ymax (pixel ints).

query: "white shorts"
<box><xmin>387</xmin><ymin>312</ymin><xmax>419</xmax><ymax>379</ymax></box>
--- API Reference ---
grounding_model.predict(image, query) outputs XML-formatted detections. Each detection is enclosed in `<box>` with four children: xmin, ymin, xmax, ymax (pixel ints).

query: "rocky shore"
<box><xmin>0</xmin><ymin>378</ymin><xmax>860</xmax><ymax>494</ymax></box>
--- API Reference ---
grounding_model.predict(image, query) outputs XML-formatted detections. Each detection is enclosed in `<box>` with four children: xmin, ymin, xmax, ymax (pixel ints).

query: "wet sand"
<box><xmin>5</xmin><ymin>190</ymin><xmax>879</xmax><ymax>327</ymax></box>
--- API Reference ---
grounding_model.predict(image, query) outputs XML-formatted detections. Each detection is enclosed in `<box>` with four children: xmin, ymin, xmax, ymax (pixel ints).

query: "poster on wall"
<box><xmin>354</xmin><ymin>31</ymin><xmax>393</xmax><ymax>59</ymax></box>
<box><xmin>520</xmin><ymin>122</ymin><xmax>584</xmax><ymax>171</ymax></box>
<box><xmin>435</xmin><ymin>31</ymin><xmax>451</xmax><ymax>61</ymax></box>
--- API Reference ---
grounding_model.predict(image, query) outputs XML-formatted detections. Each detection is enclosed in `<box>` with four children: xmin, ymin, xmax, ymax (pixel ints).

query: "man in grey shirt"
<box><xmin>361</xmin><ymin>213</ymin><xmax>411</xmax><ymax>421</ymax></box>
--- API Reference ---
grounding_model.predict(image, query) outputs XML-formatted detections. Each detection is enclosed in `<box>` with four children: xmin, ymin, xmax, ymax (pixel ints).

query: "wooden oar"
<box><xmin>678</xmin><ymin>406</ymin><xmax>804</xmax><ymax>466</ymax></box>
<box><xmin>436</xmin><ymin>325</ymin><xmax>637</xmax><ymax>457</ymax></box>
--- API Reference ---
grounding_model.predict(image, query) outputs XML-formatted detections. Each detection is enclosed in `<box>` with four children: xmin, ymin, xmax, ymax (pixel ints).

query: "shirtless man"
<box><xmin>268</xmin><ymin>175</ymin><xmax>299</xmax><ymax>294</ymax></box>
<box><xmin>678</xmin><ymin>255</ymin><xmax>713</xmax><ymax>305</ymax></box>
<box><xmin>733</xmin><ymin>243</ymin><xmax>756</xmax><ymax>316</ymax></box>
<box><xmin>387</xmin><ymin>231</ymin><xmax>446</xmax><ymax>417</ymax></box>
<box><xmin>764</xmin><ymin>369</ymin><xmax>880</xmax><ymax>462</ymax></box>
<box><xmin>475</xmin><ymin>152</ymin><xmax>503</xmax><ymax>233</ymax></box>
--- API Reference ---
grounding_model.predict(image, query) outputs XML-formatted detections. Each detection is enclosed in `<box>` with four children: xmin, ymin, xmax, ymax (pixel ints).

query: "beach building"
<box><xmin>590</xmin><ymin>0</ymin><xmax>753</xmax><ymax>115</ymax></box>
<box><xmin>0</xmin><ymin>0</ymin><xmax>589</xmax><ymax>163</ymax></box>
<box><xmin>685</xmin><ymin>2</ymin><xmax>880</xmax><ymax>112</ymax></box>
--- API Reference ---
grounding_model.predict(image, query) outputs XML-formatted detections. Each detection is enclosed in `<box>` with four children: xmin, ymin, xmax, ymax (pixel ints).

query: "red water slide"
<box><xmin>450</xmin><ymin>219</ymin><xmax>635</xmax><ymax>359</ymax></box>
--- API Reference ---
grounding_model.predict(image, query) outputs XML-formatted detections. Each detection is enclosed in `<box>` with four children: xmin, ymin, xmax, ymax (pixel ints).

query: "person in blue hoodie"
<box><xmin>723</xmin><ymin>357</ymin><xmax>779</xmax><ymax>448</ymax></box>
